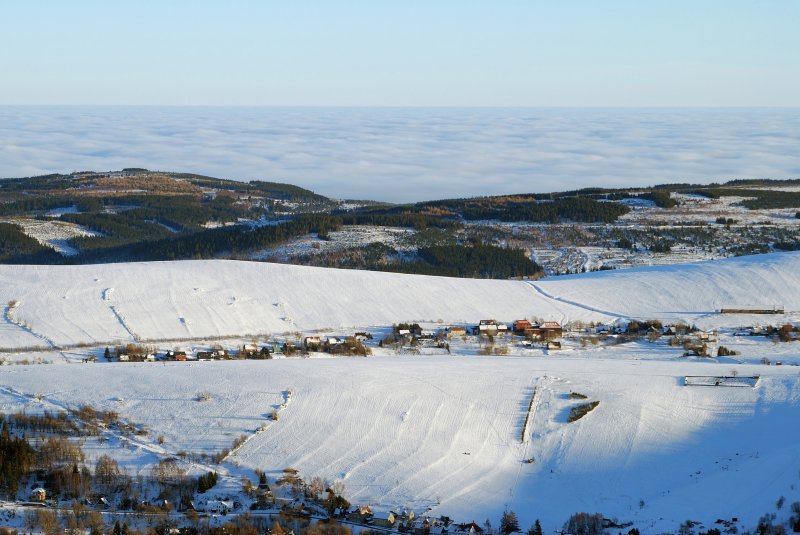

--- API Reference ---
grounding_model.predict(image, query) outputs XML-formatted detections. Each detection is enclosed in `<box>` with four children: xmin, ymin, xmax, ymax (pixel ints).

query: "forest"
<box><xmin>3</xmin><ymin>171</ymin><xmax>800</xmax><ymax>272</ymax></box>
<box><xmin>391</xmin><ymin>244</ymin><xmax>542</xmax><ymax>279</ymax></box>
<box><xmin>416</xmin><ymin>195</ymin><xmax>631</xmax><ymax>223</ymax></box>
<box><xmin>0</xmin><ymin>223</ymin><xmax>62</xmax><ymax>264</ymax></box>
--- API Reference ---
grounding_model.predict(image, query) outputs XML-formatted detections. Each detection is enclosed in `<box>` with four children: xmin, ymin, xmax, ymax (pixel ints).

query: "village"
<box><xmin>0</xmin><ymin>405</ymin><xmax>509</xmax><ymax>535</ymax></box>
<box><xmin>98</xmin><ymin>315</ymin><xmax>800</xmax><ymax>368</ymax></box>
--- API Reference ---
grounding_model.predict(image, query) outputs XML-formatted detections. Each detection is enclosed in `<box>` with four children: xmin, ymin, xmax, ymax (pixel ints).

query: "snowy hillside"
<box><xmin>1</xmin><ymin>253</ymin><xmax>800</xmax><ymax>533</ymax></box>
<box><xmin>0</xmin><ymin>260</ymin><xmax>605</xmax><ymax>350</ymax></box>
<box><xmin>1</xmin><ymin>356</ymin><xmax>798</xmax><ymax>533</ymax></box>
<box><xmin>532</xmin><ymin>252</ymin><xmax>800</xmax><ymax>329</ymax></box>
<box><xmin>2</xmin><ymin>252</ymin><xmax>800</xmax><ymax>349</ymax></box>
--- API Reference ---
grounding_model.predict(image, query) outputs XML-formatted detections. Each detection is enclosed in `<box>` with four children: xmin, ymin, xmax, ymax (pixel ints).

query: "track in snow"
<box><xmin>103</xmin><ymin>288</ymin><xmax>139</xmax><ymax>342</ymax></box>
<box><xmin>2</xmin><ymin>300</ymin><xmax>69</xmax><ymax>360</ymax></box>
<box><xmin>527</xmin><ymin>281</ymin><xmax>630</xmax><ymax>321</ymax></box>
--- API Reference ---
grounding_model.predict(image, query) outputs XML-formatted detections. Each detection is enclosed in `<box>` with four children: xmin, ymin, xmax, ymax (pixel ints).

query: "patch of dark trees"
<box><xmin>388</xmin><ymin>244</ymin><xmax>542</xmax><ymax>279</ymax></box>
<box><xmin>414</xmin><ymin>196</ymin><xmax>630</xmax><ymax>223</ymax></box>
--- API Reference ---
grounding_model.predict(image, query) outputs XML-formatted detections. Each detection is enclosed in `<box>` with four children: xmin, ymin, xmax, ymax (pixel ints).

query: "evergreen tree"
<box><xmin>500</xmin><ymin>511</ymin><xmax>520</xmax><ymax>535</ymax></box>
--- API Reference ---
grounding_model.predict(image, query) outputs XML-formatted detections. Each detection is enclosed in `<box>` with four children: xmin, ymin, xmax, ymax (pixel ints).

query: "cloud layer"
<box><xmin>1</xmin><ymin>107</ymin><xmax>798</xmax><ymax>203</ymax></box>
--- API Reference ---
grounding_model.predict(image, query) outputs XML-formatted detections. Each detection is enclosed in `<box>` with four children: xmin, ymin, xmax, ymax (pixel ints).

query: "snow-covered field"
<box><xmin>1</xmin><ymin>253</ymin><xmax>800</xmax><ymax>532</ymax></box>
<box><xmin>1</xmin><ymin>356</ymin><xmax>798</xmax><ymax>533</ymax></box>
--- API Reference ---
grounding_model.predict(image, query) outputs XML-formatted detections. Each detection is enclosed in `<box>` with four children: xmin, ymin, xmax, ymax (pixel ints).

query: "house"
<box><xmin>456</xmin><ymin>522</ymin><xmax>484</xmax><ymax>534</ymax></box>
<box><xmin>354</xmin><ymin>332</ymin><xmax>373</xmax><ymax>341</ymax></box>
<box><xmin>203</xmin><ymin>500</ymin><xmax>231</xmax><ymax>514</ymax></box>
<box><xmin>355</xmin><ymin>505</ymin><xmax>374</xmax><ymax>522</ymax></box>
<box><xmin>303</xmin><ymin>336</ymin><xmax>322</xmax><ymax>350</ymax></box>
<box><xmin>30</xmin><ymin>488</ymin><xmax>47</xmax><ymax>502</ymax></box>
<box><xmin>513</xmin><ymin>319</ymin><xmax>533</xmax><ymax>334</ymax></box>
<box><xmin>419</xmin><ymin>329</ymin><xmax>435</xmax><ymax>340</ymax></box>
<box><xmin>530</xmin><ymin>321</ymin><xmax>563</xmax><ymax>340</ymax></box>
<box><xmin>196</xmin><ymin>351</ymin><xmax>213</xmax><ymax>361</ymax></box>
<box><xmin>477</xmin><ymin>319</ymin><xmax>499</xmax><ymax>335</ymax></box>
<box><xmin>696</xmin><ymin>331</ymin><xmax>718</xmax><ymax>343</ymax></box>
<box><xmin>447</xmin><ymin>326</ymin><xmax>467</xmax><ymax>337</ymax></box>
<box><xmin>164</xmin><ymin>350</ymin><xmax>186</xmax><ymax>361</ymax></box>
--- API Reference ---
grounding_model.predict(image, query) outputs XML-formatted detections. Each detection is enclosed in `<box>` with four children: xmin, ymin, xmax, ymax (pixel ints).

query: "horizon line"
<box><xmin>1</xmin><ymin>104</ymin><xmax>800</xmax><ymax>110</ymax></box>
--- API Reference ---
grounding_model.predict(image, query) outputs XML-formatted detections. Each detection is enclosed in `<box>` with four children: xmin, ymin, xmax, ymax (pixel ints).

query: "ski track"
<box><xmin>527</xmin><ymin>281</ymin><xmax>629</xmax><ymax>321</ymax></box>
<box><xmin>509</xmin><ymin>378</ymin><xmax>540</xmax><ymax>502</ymax></box>
<box><xmin>103</xmin><ymin>288</ymin><xmax>139</xmax><ymax>342</ymax></box>
<box><xmin>226</xmin><ymin>389</ymin><xmax>292</xmax><ymax>464</ymax></box>
<box><xmin>2</xmin><ymin>301</ymin><xmax>69</xmax><ymax>360</ymax></box>
<box><xmin>1</xmin><ymin>303</ymin><xmax>48</xmax><ymax>349</ymax></box>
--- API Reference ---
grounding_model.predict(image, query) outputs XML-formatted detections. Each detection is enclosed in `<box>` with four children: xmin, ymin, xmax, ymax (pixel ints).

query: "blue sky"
<box><xmin>1</xmin><ymin>1</ymin><xmax>798</xmax><ymax>106</ymax></box>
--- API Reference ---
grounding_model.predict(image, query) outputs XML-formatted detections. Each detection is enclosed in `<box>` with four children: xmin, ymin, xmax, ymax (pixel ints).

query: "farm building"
<box><xmin>530</xmin><ymin>321</ymin><xmax>563</xmax><ymax>340</ymax></box>
<box><xmin>513</xmin><ymin>319</ymin><xmax>533</xmax><ymax>333</ymax></box>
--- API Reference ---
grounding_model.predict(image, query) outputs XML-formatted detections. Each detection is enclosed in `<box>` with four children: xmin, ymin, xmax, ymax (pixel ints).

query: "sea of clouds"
<box><xmin>1</xmin><ymin>106</ymin><xmax>798</xmax><ymax>203</ymax></box>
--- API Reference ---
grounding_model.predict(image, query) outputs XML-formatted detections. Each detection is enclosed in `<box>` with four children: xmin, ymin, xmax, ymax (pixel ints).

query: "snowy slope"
<box><xmin>2</xmin><ymin>252</ymin><xmax>800</xmax><ymax>349</ymax></box>
<box><xmin>533</xmin><ymin>251</ymin><xmax>800</xmax><ymax>328</ymax></box>
<box><xmin>2</xmin><ymin>253</ymin><xmax>800</xmax><ymax>532</ymax></box>
<box><xmin>0</xmin><ymin>357</ymin><xmax>798</xmax><ymax>533</ymax></box>
<box><xmin>0</xmin><ymin>260</ymin><xmax>603</xmax><ymax>349</ymax></box>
